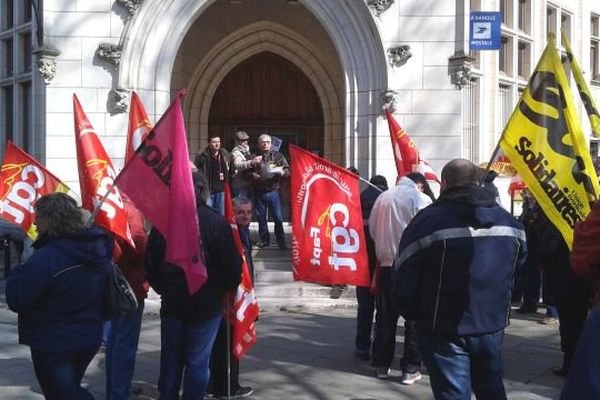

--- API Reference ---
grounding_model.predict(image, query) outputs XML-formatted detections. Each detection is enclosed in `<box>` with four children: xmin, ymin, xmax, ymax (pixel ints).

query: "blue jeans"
<box><xmin>418</xmin><ymin>330</ymin><xmax>506</xmax><ymax>400</ymax></box>
<box><xmin>255</xmin><ymin>190</ymin><xmax>284</xmax><ymax>245</ymax></box>
<box><xmin>207</xmin><ymin>191</ymin><xmax>225</xmax><ymax>215</ymax></box>
<box><xmin>158</xmin><ymin>315</ymin><xmax>222</xmax><ymax>400</ymax></box>
<box><xmin>31</xmin><ymin>347</ymin><xmax>98</xmax><ymax>400</ymax></box>
<box><xmin>106</xmin><ymin>301</ymin><xmax>144</xmax><ymax>400</ymax></box>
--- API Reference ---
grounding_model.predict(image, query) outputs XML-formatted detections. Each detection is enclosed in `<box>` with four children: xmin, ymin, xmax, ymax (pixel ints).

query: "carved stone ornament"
<box><xmin>109</xmin><ymin>88</ymin><xmax>131</xmax><ymax>114</ymax></box>
<box><xmin>381</xmin><ymin>90</ymin><xmax>398</xmax><ymax>113</ymax></box>
<box><xmin>33</xmin><ymin>46</ymin><xmax>61</xmax><ymax>85</ymax></box>
<box><xmin>448</xmin><ymin>51</ymin><xmax>476</xmax><ymax>89</ymax></box>
<box><xmin>387</xmin><ymin>45</ymin><xmax>412</xmax><ymax>67</ymax></box>
<box><xmin>367</xmin><ymin>0</ymin><xmax>394</xmax><ymax>16</ymax></box>
<box><xmin>116</xmin><ymin>0</ymin><xmax>144</xmax><ymax>16</ymax></box>
<box><xmin>96</xmin><ymin>43</ymin><xmax>122</xmax><ymax>67</ymax></box>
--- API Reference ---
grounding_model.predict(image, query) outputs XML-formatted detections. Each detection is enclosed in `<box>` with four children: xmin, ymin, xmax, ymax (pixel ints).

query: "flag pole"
<box><xmin>226</xmin><ymin>298</ymin><xmax>232</xmax><ymax>400</ymax></box>
<box><xmin>358</xmin><ymin>176</ymin><xmax>384</xmax><ymax>192</ymax></box>
<box><xmin>479</xmin><ymin>139</ymin><xmax>504</xmax><ymax>186</ymax></box>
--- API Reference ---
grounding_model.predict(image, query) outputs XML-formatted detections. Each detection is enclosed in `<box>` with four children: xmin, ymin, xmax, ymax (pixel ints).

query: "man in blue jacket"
<box><xmin>393</xmin><ymin>159</ymin><xmax>527</xmax><ymax>400</ymax></box>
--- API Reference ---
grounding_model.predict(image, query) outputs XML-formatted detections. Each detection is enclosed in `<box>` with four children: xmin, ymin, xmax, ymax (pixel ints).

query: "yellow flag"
<box><xmin>562</xmin><ymin>31</ymin><xmax>600</xmax><ymax>138</ymax></box>
<box><xmin>499</xmin><ymin>35</ymin><xmax>600</xmax><ymax>249</ymax></box>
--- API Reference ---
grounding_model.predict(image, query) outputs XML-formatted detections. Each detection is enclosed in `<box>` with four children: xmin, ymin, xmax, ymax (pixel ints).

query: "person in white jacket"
<box><xmin>369</xmin><ymin>173</ymin><xmax>433</xmax><ymax>384</ymax></box>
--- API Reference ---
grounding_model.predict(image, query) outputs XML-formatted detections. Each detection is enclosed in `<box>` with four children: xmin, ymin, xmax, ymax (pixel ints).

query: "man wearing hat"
<box><xmin>230</xmin><ymin>130</ymin><xmax>262</xmax><ymax>199</ymax></box>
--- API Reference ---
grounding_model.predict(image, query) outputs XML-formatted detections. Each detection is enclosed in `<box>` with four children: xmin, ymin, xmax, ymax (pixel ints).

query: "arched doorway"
<box><xmin>118</xmin><ymin>0</ymin><xmax>388</xmax><ymax>176</ymax></box>
<box><xmin>208</xmin><ymin>51</ymin><xmax>324</xmax><ymax>158</ymax></box>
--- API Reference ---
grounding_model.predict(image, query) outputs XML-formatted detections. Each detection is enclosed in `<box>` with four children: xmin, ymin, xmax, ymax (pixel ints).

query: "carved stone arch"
<box><xmin>118</xmin><ymin>0</ymin><xmax>387</xmax><ymax>172</ymax></box>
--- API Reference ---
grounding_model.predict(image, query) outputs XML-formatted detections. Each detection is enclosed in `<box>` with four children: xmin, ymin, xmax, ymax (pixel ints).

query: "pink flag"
<box><xmin>116</xmin><ymin>91</ymin><xmax>207</xmax><ymax>294</ymax></box>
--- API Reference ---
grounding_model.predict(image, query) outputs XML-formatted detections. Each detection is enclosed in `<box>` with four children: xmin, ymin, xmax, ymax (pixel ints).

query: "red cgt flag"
<box><xmin>385</xmin><ymin>109</ymin><xmax>439</xmax><ymax>182</ymax></box>
<box><xmin>0</xmin><ymin>142</ymin><xmax>70</xmax><ymax>239</ymax></box>
<box><xmin>224</xmin><ymin>185</ymin><xmax>259</xmax><ymax>359</ymax></box>
<box><xmin>73</xmin><ymin>94</ymin><xmax>133</xmax><ymax>247</ymax></box>
<box><xmin>290</xmin><ymin>145</ymin><xmax>370</xmax><ymax>286</ymax></box>
<box><xmin>125</xmin><ymin>92</ymin><xmax>152</xmax><ymax>164</ymax></box>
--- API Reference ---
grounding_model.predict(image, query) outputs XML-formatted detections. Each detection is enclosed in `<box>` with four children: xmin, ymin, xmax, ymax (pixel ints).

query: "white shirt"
<box><xmin>369</xmin><ymin>177</ymin><xmax>432</xmax><ymax>267</ymax></box>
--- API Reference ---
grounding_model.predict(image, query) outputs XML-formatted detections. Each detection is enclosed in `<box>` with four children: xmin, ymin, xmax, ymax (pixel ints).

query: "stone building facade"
<box><xmin>1</xmin><ymin>0</ymin><xmax>599</xmax><ymax>203</ymax></box>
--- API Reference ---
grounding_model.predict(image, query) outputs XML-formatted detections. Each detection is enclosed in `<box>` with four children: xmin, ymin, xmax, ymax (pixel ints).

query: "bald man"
<box><xmin>393</xmin><ymin>159</ymin><xmax>527</xmax><ymax>400</ymax></box>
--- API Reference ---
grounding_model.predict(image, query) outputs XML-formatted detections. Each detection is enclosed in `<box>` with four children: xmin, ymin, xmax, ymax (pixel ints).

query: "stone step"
<box><xmin>256</xmin><ymin>296</ymin><xmax>357</xmax><ymax>312</ymax></box>
<box><xmin>254</xmin><ymin>269</ymin><xmax>293</xmax><ymax>283</ymax></box>
<box><xmin>254</xmin><ymin>281</ymin><xmax>356</xmax><ymax>299</ymax></box>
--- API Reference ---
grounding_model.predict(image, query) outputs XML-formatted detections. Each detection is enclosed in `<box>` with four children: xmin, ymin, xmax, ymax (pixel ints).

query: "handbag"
<box><xmin>103</xmin><ymin>262</ymin><xmax>139</xmax><ymax>320</ymax></box>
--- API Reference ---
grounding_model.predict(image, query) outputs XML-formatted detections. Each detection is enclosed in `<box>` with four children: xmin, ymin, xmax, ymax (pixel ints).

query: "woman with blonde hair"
<box><xmin>6</xmin><ymin>192</ymin><xmax>113</xmax><ymax>400</ymax></box>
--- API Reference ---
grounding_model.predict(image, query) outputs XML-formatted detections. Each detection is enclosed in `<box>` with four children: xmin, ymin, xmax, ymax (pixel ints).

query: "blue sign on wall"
<box><xmin>469</xmin><ymin>12</ymin><xmax>502</xmax><ymax>50</ymax></box>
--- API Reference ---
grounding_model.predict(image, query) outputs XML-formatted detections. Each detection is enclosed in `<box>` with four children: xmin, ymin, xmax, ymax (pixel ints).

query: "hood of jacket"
<box><xmin>34</xmin><ymin>225</ymin><xmax>113</xmax><ymax>266</ymax></box>
<box><xmin>438</xmin><ymin>183</ymin><xmax>497</xmax><ymax>208</ymax></box>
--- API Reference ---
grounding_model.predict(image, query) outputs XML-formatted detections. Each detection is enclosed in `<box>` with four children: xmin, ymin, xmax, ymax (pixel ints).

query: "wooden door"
<box><xmin>208</xmin><ymin>51</ymin><xmax>324</xmax><ymax>220</ymax></box>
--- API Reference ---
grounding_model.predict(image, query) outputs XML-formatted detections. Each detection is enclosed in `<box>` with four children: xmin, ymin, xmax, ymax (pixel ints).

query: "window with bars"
<box><xmin>0</xmin><ymin>0</ymin><xmax>34</xmax><ymax>156</ymax></box>
<box><xmin>500</xmin><ymin>0</ymin><xmax>512</xmax><ymax>27</ymax></box>
<box><xmin>499</xmin><ymin>36</ymin><xmax>512</xmax><ymax>75</ymax></box>
<box><xmin>592</xmin><ymin>14</ymin><xmax>600</xmax><ymax>82</ymax></box>
<box><xmin>517</xmin><ymin>40</ymin><xmax>531</xmax><ymax>79</ymax></box>
<box><xmin>517</xmin><ymin>0</ymin><xmax>530</xmax><ymax>34</ymax></box>
<box><xmin>547</xmin><ymin>6</ymin><xmax>557</xmax><ymax>37</ymax></box>
<box><xmin>561</xmin><ymin>12</ymin><xmax>571</xmax><ymax>45</ymax></box>
<box><xmin>462</xmin><ymin>79</ymin><xmax>480</xmax><ymax>162</ymax></box>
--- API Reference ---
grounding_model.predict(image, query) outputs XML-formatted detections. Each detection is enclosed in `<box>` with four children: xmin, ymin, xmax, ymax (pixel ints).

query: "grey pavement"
<box><xmin>0</xmin><ymin>225</ymin><xmax>565</xmax><ymax>399</ymax></box>
<box><xmin>0</xmin><ymin>295</ymin><xmax>565</xmax><ymax>400</ymax></box>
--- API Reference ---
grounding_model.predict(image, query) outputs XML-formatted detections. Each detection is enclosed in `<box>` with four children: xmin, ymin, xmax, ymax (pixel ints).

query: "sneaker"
<box><xmin>220</xmin><ymin>386</ymin><xmax>253</xmax><ymax>399</ymax></box>
<box><xmin>539</xmin><ymin>317</ymin><xmax>559</xmax><ymax>325</ymax></box>
<box><xmin>255</xmin><ymin>241</ymin><xmax>269</xmax><ymax>249</ymax></box>
<box><xmin>515</xmin><ymin>303</ymin><xmax>538</xmax><ymax>314</ymax></box>
<box><xmin>401</xmin><ymin>371</ymin><xmax>422</xmax><ymax>385</ymax></box>
<box><xmin>375</xmin><ymin>367</ymin><xmax>391</xmax><ymax>379</ymax></box>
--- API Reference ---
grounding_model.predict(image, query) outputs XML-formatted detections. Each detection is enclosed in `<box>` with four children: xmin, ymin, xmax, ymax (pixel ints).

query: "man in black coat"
<box><xmin>145</xmin><ymin>173</ymin><xmax>242</xmax><ymax>400</ymax></box>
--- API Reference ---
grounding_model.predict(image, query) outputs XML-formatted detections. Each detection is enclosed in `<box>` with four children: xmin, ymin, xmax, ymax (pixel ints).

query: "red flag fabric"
<box><xmin>290</xmin><ymin>145</ymin><xmax>370</xmax><ymax>286</ymax></box>
<box><xmin>125</xmin><ymin>92</ymin><xmax>152</xmax><ymax>163</ymax></box>
<box><xmin>509</xmin><ymin>175</ymin><xmax>527</xmax><ymax>198</ymax></box>
<box><xmin>116</xmin><ymin>91</ymin><xmax>207</xmax><ymax>295</ymax></box>
<box><xmin>0</xmin><ymin>142</ymin><xmax>70</xmax><ymax>239</ymax></box>
<box><xmin>385</xmin><ymin>109</ymin><xmax>440</xmax><ymax>182</ymax></box>
<box><xmin>223</xmin><ymin>185</ymin><xmax>259</xmax><ymax>359</ymax></box>
<box><xmin>72</xmin><ymin>95</ymin><xmax>133</xmax><ymax>246</ymax></box>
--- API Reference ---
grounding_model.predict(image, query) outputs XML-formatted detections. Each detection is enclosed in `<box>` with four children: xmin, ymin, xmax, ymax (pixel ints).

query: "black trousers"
<box><xmin>372</xmin><ymin>268</ymin><xmax>421</xmax><ymax>373</ymax></box>
<box><xmin>556</xmin><ymin>298</ymin><xmax>589</xmax><ymax>371</ymax></box>
<box><xmin>208</xmin><ymin>319</ymin><xmax>240</xmax><ymax>396</ymax></box>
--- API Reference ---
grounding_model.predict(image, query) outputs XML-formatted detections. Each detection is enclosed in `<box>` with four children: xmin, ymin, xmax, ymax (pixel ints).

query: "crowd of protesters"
<box><xmin>4</xmin><ymin>138</ymin><xmax>600</xmax><ymax>400</ymax></box>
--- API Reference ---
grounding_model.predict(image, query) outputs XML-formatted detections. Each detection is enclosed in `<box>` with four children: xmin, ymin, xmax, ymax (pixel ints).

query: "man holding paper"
<box><xmin>251</xmin><ymin>134</ymin><xmax>289</xmax><ymax>249</ymax></box>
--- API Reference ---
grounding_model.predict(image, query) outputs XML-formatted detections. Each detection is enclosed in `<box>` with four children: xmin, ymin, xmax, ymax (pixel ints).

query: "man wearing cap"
<box><xmin>194</xmin><ymin>135</ymin><xmax>230</xmax><ymax>215</ymax></box>
<box><xmin>230</xmin><ymin>131</ymin><xmax>262</xmax><ymax>199</ymax></box>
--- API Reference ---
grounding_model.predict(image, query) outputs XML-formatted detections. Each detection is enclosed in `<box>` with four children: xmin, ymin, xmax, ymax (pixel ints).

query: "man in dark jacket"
<box><xmin>145</xmin><ymin>173</ymin><xmax>242</xmax><ymax>400</ymax></box>
<box><xmin>393</xmin><ymin>159</ymin><xmax>527</xmax><ymax>400</ymax></box>
<box><xmin>194</xmin><ymin>135</ymin><xmax>230</xmax><ymax>215</ymax></box>
<box><xmin>251</xmin><ymin>134</ymin><xmax>290</xmax><ymax>249</ymax></box>
<box><xmin>207</xmin><ymin>195</ymin><xmax>255</xmax><ymax>399</ymax></box>
<box><xmin>354</xmin><ymin>175</ymin><xmax>388</xmax><ymax>360</ymax></box>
